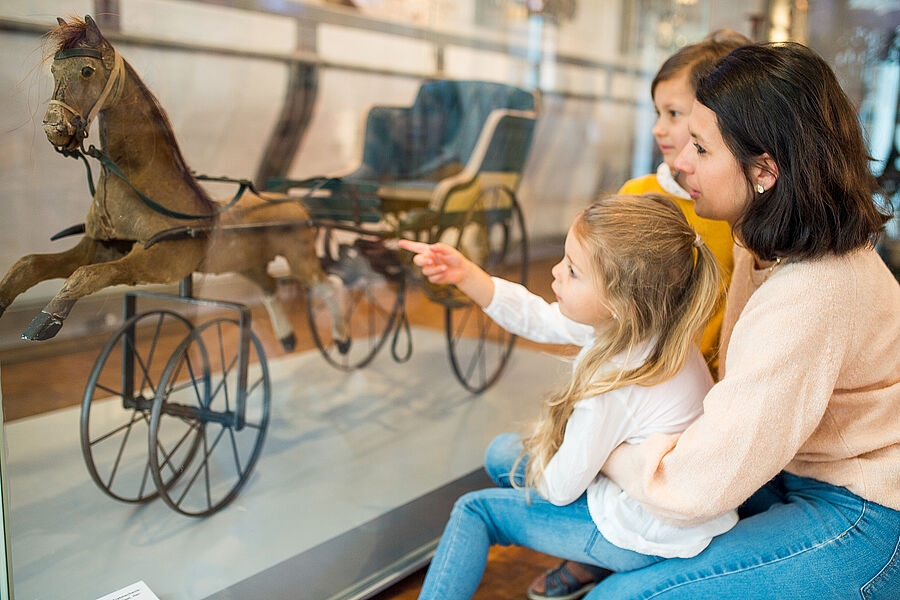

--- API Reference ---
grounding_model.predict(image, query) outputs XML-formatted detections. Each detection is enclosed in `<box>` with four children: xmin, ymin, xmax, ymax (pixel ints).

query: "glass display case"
<box><xmin>0</xmin><ymin>1</ymin><xmax>895</xmax><ymax>599</ymax></box>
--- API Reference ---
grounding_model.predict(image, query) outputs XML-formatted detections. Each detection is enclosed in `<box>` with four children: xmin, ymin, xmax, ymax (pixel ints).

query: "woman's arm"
<box><xmin>601</xmin><ymin>264</ymin><xmax>852</xmax><ymax>525</ymax></box>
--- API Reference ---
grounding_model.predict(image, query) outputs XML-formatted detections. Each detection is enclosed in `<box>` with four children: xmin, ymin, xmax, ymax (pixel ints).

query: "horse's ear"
<box><xmin>84</xmin><ymin>15</ymin><xmax>102</xmax><ymax>46</ymax></box>
<box><xmin>57</xmin><ymin>17</ymin><xmax>66</xmax><ymax>26</ymax></box>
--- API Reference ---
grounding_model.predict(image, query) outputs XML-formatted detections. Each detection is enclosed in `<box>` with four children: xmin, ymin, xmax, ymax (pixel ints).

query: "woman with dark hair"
<box><xmin>577</xmin><ymin>41</ymin><xmax>900</xmax><ymax>598</ymax></box>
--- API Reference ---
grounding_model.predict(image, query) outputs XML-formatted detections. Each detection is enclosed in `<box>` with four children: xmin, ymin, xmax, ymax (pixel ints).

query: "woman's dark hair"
<box><xmin>651</xmin><ymin>29</ymin><xmax>752</xmax><ymax>98</ymax></box>
<box><xmin>696</xmin><ymin>42</ymin><xmax>892</xmax><ymax>260</ymax></box>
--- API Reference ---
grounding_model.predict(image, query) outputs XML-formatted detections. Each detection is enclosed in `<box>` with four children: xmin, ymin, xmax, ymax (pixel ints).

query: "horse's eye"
<box><xmin>81</xmin><ymin>66</ymin><xmax>95</xmax><ymax>78</ymax></box>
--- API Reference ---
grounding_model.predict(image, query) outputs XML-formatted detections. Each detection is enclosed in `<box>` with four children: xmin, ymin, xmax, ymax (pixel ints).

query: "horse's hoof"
<box><xmin>280</xmin><ymin>333</ymin><xmax>297</xmax><ymax>353</ymax></box>
<box><xmin>21</xmin><ymin>311</ymin><xmax>63</xmax><ymax>341</ymax></box>
<box><xmin>336</xmin><ymin>337</ymin><xmax>352</xmax><ymax>355</ymax></box>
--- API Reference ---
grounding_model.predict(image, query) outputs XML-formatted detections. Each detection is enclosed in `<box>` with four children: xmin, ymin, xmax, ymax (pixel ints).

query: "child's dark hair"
<box><xmin>651</xmin><ymin>29</ymin><xmax>752</xmax><ymax>98</ymax></box>
<box><xmin>696</xmin><ymin>42</ymin><xmax>892</xmax><ymax>260</ymax></box>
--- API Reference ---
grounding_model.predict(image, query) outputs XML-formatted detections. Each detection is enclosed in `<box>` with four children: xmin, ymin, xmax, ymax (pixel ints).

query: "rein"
<box><xmin>50</xmin><ymin>46</ymin><xmax>341</xmax><ymax>221</ymax></box>
<box><xmin>84</xmin><ymin>145</ymin><xmax>251</xmax><ymax>220</ymax></box>
<box><xmin>50</xmin><ymin>46</ymin><xmax>252</xmax><ymax>220</ymax></box>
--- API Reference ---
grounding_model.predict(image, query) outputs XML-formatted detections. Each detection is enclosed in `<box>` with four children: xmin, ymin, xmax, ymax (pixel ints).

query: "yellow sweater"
<box><xmin>618</xmin><ymin>173</ymin><xmax>734</xmax><ymax>375</ymax></box>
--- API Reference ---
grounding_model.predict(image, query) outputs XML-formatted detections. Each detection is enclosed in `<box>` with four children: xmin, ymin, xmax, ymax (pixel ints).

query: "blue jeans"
<box><xmin>478</xmin><ymin>433</ymin><xmax>900</xmax><ymax>599</ymax></box>
<box><xmin>418</xmin><ymin>433</ymin><xmax>662</xmax><ymax>600</ymax></box>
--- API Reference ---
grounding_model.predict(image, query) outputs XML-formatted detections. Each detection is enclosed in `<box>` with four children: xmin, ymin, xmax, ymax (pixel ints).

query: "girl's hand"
<box><xmin>398</xmin><ymin>240</ymin><xmax>470</xmax><ymax>285</ymax></box>
<box><xmin>399</xmin><ymin>239</ymin><xmax>495</xmax><ymax>307</ymax></box>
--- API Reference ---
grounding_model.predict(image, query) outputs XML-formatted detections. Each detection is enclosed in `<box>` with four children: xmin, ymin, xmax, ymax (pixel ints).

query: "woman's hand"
<box><xmin>398</xmin><ymin>239</ymin><xmax>495</xmax><ymax>307</ymax></box>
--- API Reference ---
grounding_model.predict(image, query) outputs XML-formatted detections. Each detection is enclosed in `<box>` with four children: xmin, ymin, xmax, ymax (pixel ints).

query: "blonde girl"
<box><xmin>399</xmin><ymin>194</ymin><xmax>737</xmax><ymax>600</ymax></box>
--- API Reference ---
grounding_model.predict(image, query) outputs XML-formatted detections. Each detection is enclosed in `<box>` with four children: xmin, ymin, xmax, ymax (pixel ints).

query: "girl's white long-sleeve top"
<box><xmin>483</xmin><ymin>277</ymin><xmax>737</xmax><ymax>558</ymax></box>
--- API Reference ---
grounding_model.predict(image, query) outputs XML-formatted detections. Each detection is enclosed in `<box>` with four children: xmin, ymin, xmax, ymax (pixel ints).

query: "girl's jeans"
<box><xmin>418</xmin><ymin>433</ymin><xmax>663</xmax><ymax>599</ymax></box>
<box><xmin>425</xmin><ymin>432</ymin><xmax>900</xmax><ymax>600</ymax></box>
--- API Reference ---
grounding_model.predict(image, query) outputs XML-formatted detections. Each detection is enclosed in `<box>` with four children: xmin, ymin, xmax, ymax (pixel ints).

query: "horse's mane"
<box><xmin>47</xmin><ymin>17</ymin><xmax>216</xmax><ymax>211</ymax></box>
<box><xmin>122</xmin><ymin>62</ymin><xmax>216</xmax><ymax>210</ymax></box>
<box><xmin>46</xmin><ymin>16</ymin><xmax>91</xmax><ymax>54</ymax></box>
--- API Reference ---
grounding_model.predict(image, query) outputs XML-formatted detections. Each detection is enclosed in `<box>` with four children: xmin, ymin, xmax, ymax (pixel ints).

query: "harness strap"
<box><xmin>54</xmin><ymin>48</ymin><xmax>102</xmax><ymax>59</ymax></box>
<box><xmin>47</xmin><ymin>99</ymin><xmax>82</xmax><ymax>119</ymax></box>
<box><xmin>50</xmin><ymin>49</ymin><xmax>328</xmax><ymax>220</ymax></box>
<box><xmin>86</xmin><ymin>50</ymin><xmax>124</xmax><ymax>126</ymax></box>
<box><xmin>390</xmin><ymin>282</ymin><xmax>412</xmax><ymax>363</ymax></box>
<box><xmin>86</xmin><ymin>146</ymin><xmax>247</xmax><ymax>220</ymax></box>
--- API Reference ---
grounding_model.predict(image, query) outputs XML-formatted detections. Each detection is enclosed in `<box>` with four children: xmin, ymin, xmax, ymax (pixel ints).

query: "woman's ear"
<box><xmin>753</xmin><ymin>153</ymin><xmax>779</xmax><ymax>192</ymax></box>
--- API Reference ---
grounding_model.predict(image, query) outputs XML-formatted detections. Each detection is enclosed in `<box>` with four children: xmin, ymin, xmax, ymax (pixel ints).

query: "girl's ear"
<box><xmin>753</xmin><ymin>153</ymin><xmax>779</xmax><ymax>192</ymax></box>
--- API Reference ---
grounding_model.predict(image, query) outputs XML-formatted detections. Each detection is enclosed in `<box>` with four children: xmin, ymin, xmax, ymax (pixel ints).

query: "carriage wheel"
<box><xmin>148</xmin><ymin>318</ymin><xmax>271</xmax><ymax>517</ymax></box>
<box><xmin>307</xmin><ymin>227</ymin><xmax>405</xmax><ymax>370</ymax></box>
<box><xmin>81</xmin><ymin>310</ymin><xmax>200</xmax><ymax>503</ymax></box>
<box><xmin>441</xmin><ymin>187</ymin><xmax>528</xmax><ymax>393</ymax></box>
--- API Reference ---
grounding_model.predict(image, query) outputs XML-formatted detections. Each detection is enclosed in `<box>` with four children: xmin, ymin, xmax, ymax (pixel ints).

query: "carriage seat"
<box><xmin>346</xmin><ymin>79</ymin><xmax>536</xmax><ymax>181</ymax></box>
<box><xmin>344</xmin><ymin>79</ymin><xmax>537</xmax><ymax>228</ymax></box>
<box><xmin>266</xmin><ymin>79</ymin><xmax>537</xmax><ymax>230</ymax></box>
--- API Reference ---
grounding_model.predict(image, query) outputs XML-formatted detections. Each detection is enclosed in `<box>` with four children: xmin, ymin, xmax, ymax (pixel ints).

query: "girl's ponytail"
<box><xmin>654</xmin><ymin>237</ymin><xmax>723</xmax><ymax>374</ymax></box>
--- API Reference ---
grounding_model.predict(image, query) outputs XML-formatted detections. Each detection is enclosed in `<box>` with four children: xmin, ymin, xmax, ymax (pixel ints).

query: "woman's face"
<box><xmin>652</xmin><ymin>73</ymin><xmax>695</xmax><ymax>171</ymax></box>
<box><xmin>674</xmin><ymin>100</ymin><xmax>751</xmax><ymax>226</ymax></box>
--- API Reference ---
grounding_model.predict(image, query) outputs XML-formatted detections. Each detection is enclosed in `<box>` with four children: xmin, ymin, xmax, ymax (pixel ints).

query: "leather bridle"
<box><xmin>48</xmin><ymin>47</ymin><xmax>123</xmax><ymax>149</ymax></box>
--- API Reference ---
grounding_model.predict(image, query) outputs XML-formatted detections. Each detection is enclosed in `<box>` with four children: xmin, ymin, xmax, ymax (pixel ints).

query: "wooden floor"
<box><xmin>370</xmin><ymin>546</ymin><xmax>560</xmax><ymax>600</ymax></box>
<box><xmin>0</xmin><ymin>256</ymin><xmax>567</xmax><ymax>599</ymax></box>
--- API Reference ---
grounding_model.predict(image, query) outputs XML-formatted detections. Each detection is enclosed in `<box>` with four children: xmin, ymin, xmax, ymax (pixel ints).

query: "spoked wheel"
<box><xmin>307</xmin><ymin>227</ymin><xmax>405</xmax><ymax>370</ymax></box>
<box><xmin>148</xmin><ymin>318</ymin><xmax>271</xmax><ymax>517</ymax></box>
<box><xmin>81</xmin><ymin>310</ymin><xmax>199</xmax><ymax>503</ymax></box>
<box><xmin>440</xmin><ymin>186</ymin><xmax>528</xmax><ymax>393</ymax></box>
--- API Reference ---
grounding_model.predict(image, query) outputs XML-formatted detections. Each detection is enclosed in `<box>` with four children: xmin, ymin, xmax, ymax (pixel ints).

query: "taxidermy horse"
<box><xmin>0</xmin><ymin>15</ymin><xmax>347</xmax><ymax>351</ymax></box>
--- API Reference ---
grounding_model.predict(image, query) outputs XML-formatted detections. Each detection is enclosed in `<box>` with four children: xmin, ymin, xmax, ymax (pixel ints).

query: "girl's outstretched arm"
<box><xmin>398</xmin><ymin>240</ymin><xmax>495</xmax><ymax>307</ymax></box>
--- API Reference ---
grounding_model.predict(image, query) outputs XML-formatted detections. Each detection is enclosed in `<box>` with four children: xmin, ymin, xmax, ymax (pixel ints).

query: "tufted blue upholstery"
<box><xmin>347</xmin><ymin>80</ymin><xmax>535</xmax><ymax>183</ymax></box>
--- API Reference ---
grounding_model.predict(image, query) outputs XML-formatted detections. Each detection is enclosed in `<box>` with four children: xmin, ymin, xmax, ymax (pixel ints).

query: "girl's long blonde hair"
<box><xmin>518</xmin><ymin>194</ymin><xmax>722</xmax><ymax>491</ymax></box>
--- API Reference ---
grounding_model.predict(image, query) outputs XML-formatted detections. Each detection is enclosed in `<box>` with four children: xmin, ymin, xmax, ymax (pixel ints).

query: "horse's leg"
<box><xmin>22</xmin><ymin>241</ymin><xmax>202</xmax><ymax>341</ymax></box>
<box><xmin>0</xmin><ymin>237</ymin><xmax>101</xmax><ymax>319</ymax></box>
<box><xmin>281</xmin><ymin>238</ymin><xmax>351</xmax><ymax>354</ymax></box>
<box><xmin>237</xmin><ymin>268</ymin><xmax>297</xmax><ymax>352</ymax></box>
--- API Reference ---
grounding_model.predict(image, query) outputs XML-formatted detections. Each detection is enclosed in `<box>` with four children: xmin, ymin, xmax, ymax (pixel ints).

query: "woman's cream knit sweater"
<box><xmin>602</xmin><ymin>245</ymin><xmax>900</xmax><ymax>526</ymax></box>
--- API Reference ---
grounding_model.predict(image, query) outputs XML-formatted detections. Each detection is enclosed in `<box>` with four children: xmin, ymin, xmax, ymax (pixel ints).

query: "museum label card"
<box><xmin>95</xmin><ymin>580</ymin><xmax>160</xmax><ymax>600</ymax></box>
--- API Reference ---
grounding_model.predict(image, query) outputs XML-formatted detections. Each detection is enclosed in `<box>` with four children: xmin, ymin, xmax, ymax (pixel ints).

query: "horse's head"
<box><xmin>43</xmin><ymin>15</ymin><xmax>123</xmax><ymax>152</ymax></box>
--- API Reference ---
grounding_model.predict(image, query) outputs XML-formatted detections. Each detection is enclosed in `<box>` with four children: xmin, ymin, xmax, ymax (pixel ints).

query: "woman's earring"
<box><xmin>756</xmin><ymin>183</ymin><xmax>765</xmax><ymax>194</ymax></box>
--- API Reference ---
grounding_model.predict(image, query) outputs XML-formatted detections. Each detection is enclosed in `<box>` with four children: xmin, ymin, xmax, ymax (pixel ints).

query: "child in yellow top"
<box><xmin>618</xmin><ymin>30</ymin><xmax>750</xmax><ymax>377</ymax></box>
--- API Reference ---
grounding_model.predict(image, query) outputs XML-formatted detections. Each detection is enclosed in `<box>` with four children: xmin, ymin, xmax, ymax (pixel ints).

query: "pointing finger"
<box><xmin>398</xmin><ymin>239</ymin><xmax>431</xmax><ymax>254</ymax></box>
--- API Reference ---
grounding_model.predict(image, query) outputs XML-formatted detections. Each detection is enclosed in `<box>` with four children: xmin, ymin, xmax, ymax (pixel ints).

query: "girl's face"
<box><xmin>551</xmin><ymin>226</ymin><xmax>615</xmax><ymax>332</ymax></box>
<box><xmin>652</xmin><ymin>73</ymin><xmax>695</xmax><ymax>170</ymax></box>
<box><xmin>674</xmin><ymin>100</ymin><xmax>751</xmax><ymax>226</ymax></box>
